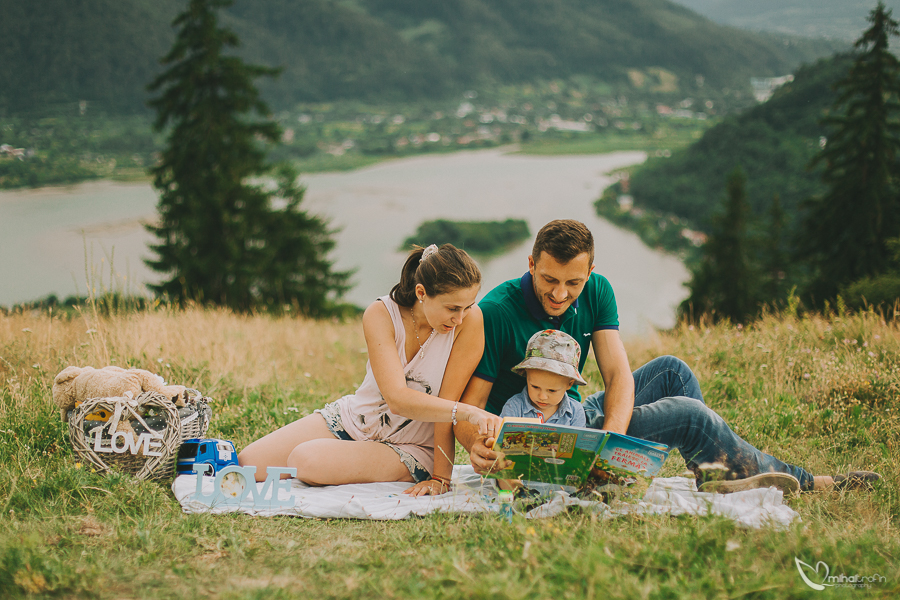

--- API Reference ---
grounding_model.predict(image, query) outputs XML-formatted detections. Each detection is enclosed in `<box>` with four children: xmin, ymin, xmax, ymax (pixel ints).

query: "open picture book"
<box><xmin>487</xmin><ymin>417</ymin><xmax>670</xmax><ymax>488</ymax></box>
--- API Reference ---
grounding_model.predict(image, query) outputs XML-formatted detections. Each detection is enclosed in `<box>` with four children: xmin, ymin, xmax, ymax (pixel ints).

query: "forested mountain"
<box><xmin>0</xmin><ymin>0</ymin><xmax>842</xmax><ymax>115</ymax></box>
<box><xmin>670</xmin><ymin>0</ymin><xmax>900</xmax><ymax>41</ymax></box>
<box><xmin>628</xmin><ymin>55</ymin><xmax>854</xmax><ymax>231</ymax></box>
<box><xmin>0</xmin><ymin>0</ymin><xmax>446</xmax><ymax>113</ymax></box>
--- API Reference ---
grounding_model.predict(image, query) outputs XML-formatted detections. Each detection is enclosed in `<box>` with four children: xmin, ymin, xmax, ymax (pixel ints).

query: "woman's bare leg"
<box><xmin>238</xmin><ymin>413</ymin><xmax>416</xmax><ymax>485</ymax></box>
<box><xmin>238</xmin><ymin>413</ymin><xmax>336</xmax><ymax>481</ymax></box>
<box><xmin>288</xmin><ymin>439</ymin><xmax>415</xmax><ymax>486</ymax></box>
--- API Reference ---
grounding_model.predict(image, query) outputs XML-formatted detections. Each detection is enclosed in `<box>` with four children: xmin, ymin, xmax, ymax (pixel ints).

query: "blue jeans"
<box><xmin>583</xmin><ymin>355</ymin><xmax>814</xmax><ymax>490</ymax></box>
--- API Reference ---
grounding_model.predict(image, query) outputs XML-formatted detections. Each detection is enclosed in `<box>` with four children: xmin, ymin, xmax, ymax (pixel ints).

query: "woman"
<box><xmin>238</xmin><ymin>243</ymin><xmax>502</xmax><ymax>496</ymax></box>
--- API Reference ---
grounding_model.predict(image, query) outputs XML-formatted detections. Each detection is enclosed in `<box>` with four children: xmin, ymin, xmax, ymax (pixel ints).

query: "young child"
<box><xmin>500</xmin><ymin>329</ymin><xmax>587</xmax><ymax>426</ymax></box>
<box><xmin>495</xmin><ymin>330</ymin><xmax>587</xmax><ymax>492</ymax></box>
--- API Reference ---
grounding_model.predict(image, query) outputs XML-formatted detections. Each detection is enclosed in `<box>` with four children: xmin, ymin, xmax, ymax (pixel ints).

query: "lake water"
<box><xmin>0</xmin><ymin>148</ymin><xmax>689</xmax><ymax>336</ymax></box>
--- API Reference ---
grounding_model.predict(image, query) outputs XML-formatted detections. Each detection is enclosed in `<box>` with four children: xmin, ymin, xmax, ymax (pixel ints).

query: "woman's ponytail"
<box><xmin>390</xmin><ymin>246</ymin><xmax>426</xmax><ymax>306</ymax></box>
<box><xmin>390</xmin><ymin>244</ymin><xmax>481</xmax><ymax>307</ymax></box>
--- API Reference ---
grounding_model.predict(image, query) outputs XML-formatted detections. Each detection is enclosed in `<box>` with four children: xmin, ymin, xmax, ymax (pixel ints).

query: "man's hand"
<box><xmin>469</xmin><ymin>435</ymin><xmax>512</xmax><ymax>475</ymax></box>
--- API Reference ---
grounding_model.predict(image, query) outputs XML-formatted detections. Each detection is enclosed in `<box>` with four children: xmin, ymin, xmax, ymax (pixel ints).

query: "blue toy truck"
<box><xmin>176</xmin><ymin>438</ymin><xmax>238</xmax><ymax>476</ymax></box>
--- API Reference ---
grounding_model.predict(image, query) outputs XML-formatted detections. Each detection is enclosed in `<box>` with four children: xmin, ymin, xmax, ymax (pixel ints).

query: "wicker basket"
<box><xmin>68</xmin><ymin>390</ymin><xmax>211</xmax><ymax>481</ymax></box>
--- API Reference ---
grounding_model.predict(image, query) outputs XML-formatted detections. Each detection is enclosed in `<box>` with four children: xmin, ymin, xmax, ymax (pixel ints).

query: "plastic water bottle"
<box><xmin>498</xmin><ymin>490</ymin><xmax>514</xmax><ymax>523</ymax></box>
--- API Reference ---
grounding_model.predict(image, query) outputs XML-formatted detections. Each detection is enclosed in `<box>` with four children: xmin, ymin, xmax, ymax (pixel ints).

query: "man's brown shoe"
<box><xmin>832</xmin><ymin>471</ymin><xmax>880</xmax><ymax>491</ymax></box>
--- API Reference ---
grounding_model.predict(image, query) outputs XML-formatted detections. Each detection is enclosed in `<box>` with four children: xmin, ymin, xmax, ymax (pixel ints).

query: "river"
<box><xmin>0</xmin><ymin>148</ymin><xmax>689</xmax><ymax>337</ymax></box>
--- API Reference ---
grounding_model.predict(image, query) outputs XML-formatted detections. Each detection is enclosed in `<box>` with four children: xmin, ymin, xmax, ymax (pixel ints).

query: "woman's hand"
<box><xmin>403</xmin><ymin>478</ymin><xmax>451</xmax><ymax>497</ymax></box>
<box><xmin>459</xmin><ymin>403</ymin><xmax>504</xmax><ymax>438</ymax></box>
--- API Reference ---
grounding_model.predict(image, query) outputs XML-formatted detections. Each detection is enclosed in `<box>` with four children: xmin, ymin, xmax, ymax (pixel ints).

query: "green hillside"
<box><xmin>628</xmin><ymin>54</ymin><xmax>854</xmax><ymax>231</ymax></box>
<box><xmin>359</xmin><ymin>0</ymin><xmax>841</xmax><ymax>87</ymax></box>
<box><xmin>671</xmin><ymin>1</ymin><xmax>900</xmax><ymax>41</ymax></box>
<box><xmin>0</xmin><ymin>0</ymin><xmax>843</xmax><ymax>115</ymax></box>
<box><xmin>0</xmin><ymin>0</ymin><xmax>176</xmax><ymax>113</ymax></box>
<box><xmin>0</xmin><ymin>0</ymin><xmax>449</xmax><ymax>114</ymax></box>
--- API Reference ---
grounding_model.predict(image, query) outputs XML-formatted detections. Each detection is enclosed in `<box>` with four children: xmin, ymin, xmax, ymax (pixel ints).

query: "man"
<box><xmin>455</xmin><ymin>219</ymin><xmax>878</xmax><ymax>493</ymax></box>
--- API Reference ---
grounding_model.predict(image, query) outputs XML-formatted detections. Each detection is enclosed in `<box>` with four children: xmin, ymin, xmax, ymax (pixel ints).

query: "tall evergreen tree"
<box><xmin>680</xmin><ymin>168</ymin><xmax>759</xmax><ymax>323</ymax></box>
<box><xmin>146</xmin><ymin>0</ymin><xmax>348</xmax><ymax>314</ymax></box>
<box><xmin>799</xmin><ymin>2</ymin><xmax>900</xmax><ymax>301</ymax></box>
<box><xmin>761</xmin><ymin>193</ymin><xmax>789</xmax><ymax>303</ymax></box>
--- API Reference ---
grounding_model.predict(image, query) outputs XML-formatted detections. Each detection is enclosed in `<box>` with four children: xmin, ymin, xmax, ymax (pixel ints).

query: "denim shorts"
<box><xmin>315</xmin><ymin>401</ymin><xmax>431</xmax><ymax>483</ymax></box>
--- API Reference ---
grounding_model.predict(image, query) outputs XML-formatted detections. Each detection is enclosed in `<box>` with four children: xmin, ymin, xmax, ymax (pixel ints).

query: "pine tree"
<box><xmin>799</xmin><ymin>2</ymin><xmax>900</xmax><ymax>301</ymax></box>
<box><xmin>145</xmin><ymin>0</ymin><xmax>348</xmax><ymax>314</ymax></box>
<box><xmin>761</xmin><ymin>193</ymin><xmax>788</xmax><ymax>303</ymax></box>
<box><xmin>254</xmin><ymin>164</ymin><xmax>351</xmax><ymax>314</ymax></box>
<box><xmin>680</xmin><ymin>168</ymin><xmax>759</xmax><ymax>323</ymax></box>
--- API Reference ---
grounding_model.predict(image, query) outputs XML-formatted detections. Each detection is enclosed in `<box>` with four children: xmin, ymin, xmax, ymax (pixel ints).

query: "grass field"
<box><xmin>1</xmin><ymin>305</ymin><xmax>898</xmax><ymax>599</ymax></box>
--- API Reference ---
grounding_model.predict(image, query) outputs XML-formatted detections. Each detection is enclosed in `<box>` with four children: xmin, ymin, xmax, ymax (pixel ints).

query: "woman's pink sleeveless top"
<box><xmin>335</xmin><ymin>295</ymin><xmax>455</xmax><ymax>469</ymax></box>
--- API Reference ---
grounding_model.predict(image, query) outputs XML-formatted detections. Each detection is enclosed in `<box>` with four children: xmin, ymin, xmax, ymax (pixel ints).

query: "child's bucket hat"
<box><xmin>511</xmin><ymin>329</ymin><xmax>587</xmax><ymax>386</ymax></box>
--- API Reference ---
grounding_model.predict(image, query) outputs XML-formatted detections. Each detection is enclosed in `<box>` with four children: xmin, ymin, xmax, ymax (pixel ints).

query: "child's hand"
<box><xmin>497</xmin><ymin>478</ymin><xmax>522</xmax><ymax>491</ymax></box>
<box><xmin>402</xmin><ymin>479</ymin><xmax>451</xmax><ymax>497</ymax></box>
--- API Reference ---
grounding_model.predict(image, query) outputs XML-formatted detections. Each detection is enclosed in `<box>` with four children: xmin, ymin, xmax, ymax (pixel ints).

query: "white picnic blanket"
<box><xmin>171</xmin><ymin>466</ymin><xmax>801</xmax><ymax>529</ymax></box>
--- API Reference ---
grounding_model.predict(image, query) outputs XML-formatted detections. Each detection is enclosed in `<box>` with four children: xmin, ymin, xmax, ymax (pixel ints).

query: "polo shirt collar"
<box><xmin>518</xmin><ymin>388</ymin><xmax>576</xmax><ymax>422</ymax></box>
<box><xmin>519</xmin><ymin>271</ymin><xmax>579</xmax><ymax>326</ymax></box>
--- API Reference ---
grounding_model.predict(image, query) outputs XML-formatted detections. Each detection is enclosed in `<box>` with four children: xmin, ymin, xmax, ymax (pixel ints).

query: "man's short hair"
<box><xmin>532</xmin><ymin>219</ymin><xmax>594</xmax><ymax>265</ymax></box>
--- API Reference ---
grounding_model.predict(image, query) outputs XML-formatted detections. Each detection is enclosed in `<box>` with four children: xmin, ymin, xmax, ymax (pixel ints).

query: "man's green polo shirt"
<box><xmin>475</xmin><ymin>271</ymin><xmax>620</xmax><ymax>415</ymax></box>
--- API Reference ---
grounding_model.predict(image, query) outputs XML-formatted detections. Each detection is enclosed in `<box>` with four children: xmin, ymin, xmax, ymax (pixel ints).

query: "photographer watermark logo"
<box><xmin>795</xmin><ymin>557</ymin><xmax>886</xmax><ymax>590</ymax></box>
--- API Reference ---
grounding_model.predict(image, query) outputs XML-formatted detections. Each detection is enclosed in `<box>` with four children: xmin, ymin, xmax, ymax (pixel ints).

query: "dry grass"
<box><xmin>1</xmin><ymin>306</ymin><xmax>366</xmax><ymax>400</ymax></box>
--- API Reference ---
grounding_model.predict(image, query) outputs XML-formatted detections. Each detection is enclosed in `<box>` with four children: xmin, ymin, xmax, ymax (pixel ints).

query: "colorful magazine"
<box><xmin>487</xmin><ymin>418</ymin><xmax>669</xmax><ymax>487</ymax></box>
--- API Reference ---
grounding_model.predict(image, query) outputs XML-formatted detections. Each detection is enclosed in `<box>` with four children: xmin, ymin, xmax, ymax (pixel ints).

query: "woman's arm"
<box><xmin>363</xmin><ymin>302</ymin><xmax>499</xmax><ymax>434</ymax></box>
<box><xmin>403</xmin><ymin>421</ymin><xmax>455</xmax><ymax>497</ymax></box>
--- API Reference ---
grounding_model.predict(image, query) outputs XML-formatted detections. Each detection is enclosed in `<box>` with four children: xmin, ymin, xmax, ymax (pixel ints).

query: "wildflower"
<box><xmin>803</xmin><ymin>373</ymin><xmax>810</xmax><ymax>380</ymax></box>
<box><xmin>525</xmin><ymin>527</ymin><xmax>536</xmax><ymax>536</ymax></box>
<box><xmin>75</xmin><ymin>463</ymin><xmax>82</xmax><ymax>469</ymax></box>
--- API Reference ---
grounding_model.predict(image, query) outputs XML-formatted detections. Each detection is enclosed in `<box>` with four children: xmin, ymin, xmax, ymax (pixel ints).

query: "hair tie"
<box><xmin>421</xmin><ymin>244</ymin><xmax>439</xmax><ymax>261</ymax></box>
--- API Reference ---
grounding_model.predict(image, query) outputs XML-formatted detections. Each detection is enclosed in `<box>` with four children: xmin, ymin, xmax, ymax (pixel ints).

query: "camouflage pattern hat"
<box><xmin>511</xmin><ymin>329</ymin><xmax>587</xmax><ymax>386</ymax></box>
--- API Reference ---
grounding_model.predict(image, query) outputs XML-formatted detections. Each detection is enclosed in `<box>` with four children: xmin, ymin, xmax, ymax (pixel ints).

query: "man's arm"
<box><xmin>591</xmin><ymin>329</ymin><xmax>634</xmax><ymax>434</ymax></box>
<box><xmin>454</xmin><ymin>376</ymin><xmax>510</xmax><ymax>474</ymax></box>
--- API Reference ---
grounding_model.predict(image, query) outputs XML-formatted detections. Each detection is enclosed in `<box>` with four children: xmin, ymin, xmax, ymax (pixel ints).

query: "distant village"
<box><xmin>1</xmin><ymin>74</ymin><xmax>793</xmax><ymax>208</ymax></box>
<box><xmin>0</xmin><ymin>144</ymin><xmax>30</xmax><ymax>160</ymax></box>
<box><xmin>291</xmin><ymin>89</ymin><xmax>723</xmax><ymax>158</ymax></box>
